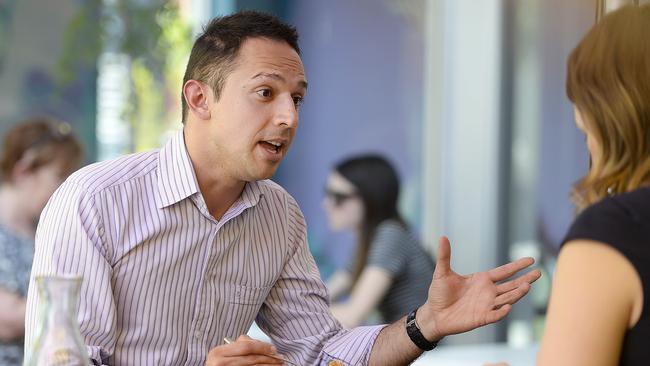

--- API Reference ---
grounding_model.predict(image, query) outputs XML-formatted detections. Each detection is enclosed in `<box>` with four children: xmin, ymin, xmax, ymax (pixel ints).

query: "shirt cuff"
<box><xmin>321</xmin><ymin>325</ymin><xmax>387</xmax><ymax>365</ymax></box>
<box><xmin>87</xmin><ymin>345</ymin><xmax>109</xmax><ymax>365</ymax></box>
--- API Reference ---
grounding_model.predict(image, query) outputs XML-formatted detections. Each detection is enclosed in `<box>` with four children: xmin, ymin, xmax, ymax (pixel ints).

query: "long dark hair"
<box><xmin>334</xmin><ymin>154</ymin><xmax>406</xmax><ymax>284</ymax></box>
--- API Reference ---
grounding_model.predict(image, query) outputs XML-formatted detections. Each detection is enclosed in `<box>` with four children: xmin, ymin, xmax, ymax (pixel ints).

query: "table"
<box><xmin>247</xmin><ymin>323</ymin><xmax>538</xmax><ymax>365</ymax></box>
<box><xmin>413</xmin><ymin>343</ymin><xmax>538</xmax><ymax>365</ymax></box>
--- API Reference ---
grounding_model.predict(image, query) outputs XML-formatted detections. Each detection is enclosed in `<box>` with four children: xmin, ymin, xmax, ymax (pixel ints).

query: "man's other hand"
<box><xmin>205</xmin><ymin>335</ymin><xmax>285</xmax><ymax>366</ymax></box>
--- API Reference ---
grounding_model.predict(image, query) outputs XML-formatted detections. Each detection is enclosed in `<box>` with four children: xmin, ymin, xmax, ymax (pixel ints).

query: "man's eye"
<box><xmin>293</xmin><ymin>96</ymin><xmax>304</xmax><ymax>108</ymax></box>
<box><xmin>257</xmin><ymin>89</ymin><xmax>272</xmax><ymax>98</ymax></box>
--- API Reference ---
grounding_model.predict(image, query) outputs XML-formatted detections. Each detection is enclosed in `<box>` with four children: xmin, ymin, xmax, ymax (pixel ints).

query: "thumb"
<box><xmin>434</xmin><ymin>236</ymin><xmax>452</xmax><ymax>277</ymax></box>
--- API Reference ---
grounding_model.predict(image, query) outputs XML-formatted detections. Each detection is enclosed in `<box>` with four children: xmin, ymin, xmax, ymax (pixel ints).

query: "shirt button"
<box><xmin>194</xmin><ymin>330</ymin><xmax>201</xmax><ymax>339</ymax></box>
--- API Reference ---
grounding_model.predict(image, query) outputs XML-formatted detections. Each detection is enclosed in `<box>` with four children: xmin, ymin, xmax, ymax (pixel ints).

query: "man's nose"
<box><xmin>273</xmin><ymin>95</ymin><xmax>298</xmax><ymax>128</ymax></box>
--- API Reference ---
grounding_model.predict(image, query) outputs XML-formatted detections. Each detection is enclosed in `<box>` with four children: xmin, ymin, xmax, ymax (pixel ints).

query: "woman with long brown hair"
<box><xmin>0</xmin><ymin>117</ymin><xmax>83</xmax><ymax>365</ymax></box>
<box><xmin>537</xmin><ymin>5</ymin><xmax>650</xmax><ymax>365</ymax></box>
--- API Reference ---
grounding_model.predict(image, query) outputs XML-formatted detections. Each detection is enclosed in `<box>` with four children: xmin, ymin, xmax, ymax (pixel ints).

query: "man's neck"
<box><xmin>197</xmin><ymin>175</ymin><xmax>246</xmax><ymax>221</ymax></box>
<box><xmin>183</xmin><ymin>127</ymin><xmax>246</xmax><ymax>221</ymax></box>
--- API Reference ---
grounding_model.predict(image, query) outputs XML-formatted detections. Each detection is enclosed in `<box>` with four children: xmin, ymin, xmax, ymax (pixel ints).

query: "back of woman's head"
<box><xmin>0</xmin><ymin>117</ymin><xmax>84</xmax><ymax>183</ymax></box>
<box><xmin>567</xmin><ymin>5</ymin><xmax>650</xmax><ymax>210</ymax></box>
<box><xmin>334</xmin><ymin>154</ymin><xmax>402</xmax><ymax>228</ymax></box>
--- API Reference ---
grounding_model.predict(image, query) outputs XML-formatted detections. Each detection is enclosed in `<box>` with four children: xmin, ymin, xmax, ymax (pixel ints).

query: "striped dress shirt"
<box><xmin>25</xmin><ymin>130</ymin><xmax>385</xmax><ymax>365</ymax></box>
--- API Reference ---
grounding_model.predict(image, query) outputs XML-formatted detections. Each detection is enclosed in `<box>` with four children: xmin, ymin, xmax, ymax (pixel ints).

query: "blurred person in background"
<box><xmin>0</xmin><ymin>117</ymin><xmax>83</xmax><ymax>365</ymax></box>
<box><xmin>537</xmin><ymin>5</ymin><xmax>650</xmax><ymax>365</ymax></box>
<box><xmin>325</xmin><ymin>155</ymin><xmax>434</xmax><ymax>327</ymax></box>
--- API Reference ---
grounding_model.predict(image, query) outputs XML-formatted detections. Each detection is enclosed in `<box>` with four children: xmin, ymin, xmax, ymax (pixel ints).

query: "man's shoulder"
<box><xmin>257</xmin><ymin>179</ymin><xmax>291</xmax><ymax>200</ymax></box>
<box><xmin>65</xmin><ymin>149</ymin><xmax>160</xmax><ymax>196</ymax></box>
<box><xmin>256</xmin><ymin>180</ymin><xmax>301</xmax><ymax>211</ymax></box>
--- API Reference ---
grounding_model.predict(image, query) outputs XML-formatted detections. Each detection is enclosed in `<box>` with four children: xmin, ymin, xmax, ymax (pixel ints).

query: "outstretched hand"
<box><xmin>417</xmin><ymin>236</ymin><xmax>541</xmax><ymax>341</ymax></box>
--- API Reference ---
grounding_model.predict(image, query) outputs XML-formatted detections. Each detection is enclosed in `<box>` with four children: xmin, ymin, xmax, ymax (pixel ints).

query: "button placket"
<box><xmin>187</xmin><ymin>227</ymin><xmax>220</xmax><ymax>360</ymax></box>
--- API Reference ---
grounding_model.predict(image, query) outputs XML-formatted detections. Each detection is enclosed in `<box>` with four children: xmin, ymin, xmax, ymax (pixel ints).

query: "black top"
<box><xmin>563</xmin><ymin>187</ymin><xmax>650</xmax><ymax>365</ymax></box>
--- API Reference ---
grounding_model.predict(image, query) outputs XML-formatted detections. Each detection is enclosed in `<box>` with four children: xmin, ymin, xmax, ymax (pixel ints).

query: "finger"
<box><xmin>224</xmin><ymin>354</ymin><xmax>285</xmax><ymax>365</ymax></box>
<box><xmin>487</xmin><ymin>257</ymin><xmax>535</xmax><ymax>282</ymax></box>
<box><xmin>494</xmin><ymin>282</ymin><xmax>530</xmax><ymax>308</ymax></box>
<box><xmin>485</xmin><ymin>303</ymin><xmax>511</xmax><ymax>324</ymax></box>
<box><xmin>434</xmin><ymin>236</ymin><xmax>452</xmax><ymax>276</ymax></box>
<box><xmin>495</xmin><ymin>269</ymin><xmax>541</xmax><ymax>295</ymax></box>
<box><xmin>236</xmin><ymin>334</ymin><xmax>255</xmax><ymax>342</ymax></box>
<box><xmin>214</xmin><ymin>337</ymin><xmax>277</xmax><ymax>357</ymax></box>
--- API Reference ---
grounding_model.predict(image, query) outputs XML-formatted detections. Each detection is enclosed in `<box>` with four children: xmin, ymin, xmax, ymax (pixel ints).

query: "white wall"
<box><xmin>422</xmin><ymin>0</ymin><xmax>504</xmax><ymax>344</ymax></box>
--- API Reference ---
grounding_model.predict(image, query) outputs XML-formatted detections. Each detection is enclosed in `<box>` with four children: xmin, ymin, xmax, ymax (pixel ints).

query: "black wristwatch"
<box><xmin>406</xmin><ymin>308</ymin><xmax>438</xmax><ymax>351</ymax></box>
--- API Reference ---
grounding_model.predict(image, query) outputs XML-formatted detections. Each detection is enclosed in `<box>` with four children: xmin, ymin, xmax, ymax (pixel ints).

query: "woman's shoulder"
<box><xmin>373</xmin><ymin>220</ymin><xmax>414</xmax><ymax>243</ymax></box>
<box><xmin>613</xmin><ymin>187</ymin><xmax>650</xmax><ymax>220</ymax></box>
<box><xmin>376</xmin><ymin>219</ymin><xmax>407</xmax><ymax>232</ymax></box>
<box><xmin>573</xmin><ymin>188</ymin><xmax>650</xmax><ymax>229</ymax></box>
<box><xmin>564</xmin><ymin>187</ymin><xmax>650</xmax><ymax>256</ymax></box>
<box><xmin>372</xmin><ymin>219</ymin><xmax>426</xmax><ymax>254</ymax></box>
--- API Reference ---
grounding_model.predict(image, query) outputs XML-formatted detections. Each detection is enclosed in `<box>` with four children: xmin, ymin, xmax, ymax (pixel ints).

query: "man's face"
<box><xmin>207</xmin><ymin>37</ymin><xmax>307</xmax><ymax>182</ymax></box>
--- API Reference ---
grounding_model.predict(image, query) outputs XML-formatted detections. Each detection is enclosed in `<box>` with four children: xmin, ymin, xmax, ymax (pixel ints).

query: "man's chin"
<box><xmin>248</xmin><ymin>165</ymin><xmax>280</xmax><ymax>181</ymax></box>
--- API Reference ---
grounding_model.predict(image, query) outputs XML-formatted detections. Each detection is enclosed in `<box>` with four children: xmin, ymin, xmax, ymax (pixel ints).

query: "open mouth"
<box><xmin>259</xmin><ymin>140</ymin><xmax>283</xmax><ymax>155</ymax></box>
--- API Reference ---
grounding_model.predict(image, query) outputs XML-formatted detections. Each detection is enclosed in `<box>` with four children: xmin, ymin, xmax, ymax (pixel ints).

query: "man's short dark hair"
<box><xmin>181</xmin><ymin>10</ymin><xmax>300</xmax><ymax>123</ymax></box>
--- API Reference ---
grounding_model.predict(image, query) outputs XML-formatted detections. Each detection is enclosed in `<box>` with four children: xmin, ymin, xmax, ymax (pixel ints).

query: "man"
<box><xmin>25</xmin><ymin>11</ymin><xmax>540</xmax><ymax>366</ymax></box>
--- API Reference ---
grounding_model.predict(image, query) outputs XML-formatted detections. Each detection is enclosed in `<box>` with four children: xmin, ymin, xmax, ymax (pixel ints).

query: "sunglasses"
<box><xmin>324</xmin><ymin>187</ymin><xmax>358</xmax><ymax>206</ymax></box>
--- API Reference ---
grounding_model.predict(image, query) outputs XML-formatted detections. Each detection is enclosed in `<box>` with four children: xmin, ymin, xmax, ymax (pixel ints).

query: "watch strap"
<box><xmin>405</xmin><ymin>308</ymin><xmax>438</xmax><ymax>351</ymax></box>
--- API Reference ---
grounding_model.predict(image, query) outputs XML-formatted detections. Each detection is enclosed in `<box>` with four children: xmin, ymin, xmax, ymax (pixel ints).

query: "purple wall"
<box><xmin>537</xmin><ymin>0</ymin><xmax>592</xmax><ymax>250</ymax></box>
<box><xmin>275</xmin><ymin>0</ymin><xmax>425</xmax><ymax>276</ymax></box>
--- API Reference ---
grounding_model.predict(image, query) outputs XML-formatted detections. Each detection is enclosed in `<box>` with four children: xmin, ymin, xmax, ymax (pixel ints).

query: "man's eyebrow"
<box><xmin>251</xmin><ymin>72</ymin><xmax>308</xmax><ymax>90</ymax></box>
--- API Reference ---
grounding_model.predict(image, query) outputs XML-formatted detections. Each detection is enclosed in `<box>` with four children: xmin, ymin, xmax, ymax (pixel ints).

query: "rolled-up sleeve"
<box><xmin>24</xmin><ymin>181</ymin><xmax>115</xmax><ymax>365</ymax></box>
<box><xmin>255</xmin><ymin>196</ymin><xmax>385</xmax><ymax>366</ymax></box>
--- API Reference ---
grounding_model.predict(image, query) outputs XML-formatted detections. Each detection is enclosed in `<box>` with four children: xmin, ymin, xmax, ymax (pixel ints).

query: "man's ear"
<box><xmin>183</xmin><ymin>80</ymin><xmax>212</xmax><ymax>120</ymax></box>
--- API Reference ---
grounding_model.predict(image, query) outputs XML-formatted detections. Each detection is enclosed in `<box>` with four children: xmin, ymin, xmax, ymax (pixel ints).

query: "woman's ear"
<box><xmin>10</xmin><ymin>151</ymin><xmax>36</xmax><ymax>183</ymax></box>
<box><xmin>183</xmin><ymin>80</ymin><xmax>212</xmax><ymax>121</ymax></box>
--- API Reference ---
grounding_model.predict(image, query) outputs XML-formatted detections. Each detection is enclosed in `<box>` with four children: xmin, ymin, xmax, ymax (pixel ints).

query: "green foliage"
<box><xmin>123</xmin><ymin>2</ymin><xmax>192</xmax><ymax>151</ymax></box>
<box><xmin>58</xmin><ymin>0</ymin><xmax>192</xmax><ymax>153</ymax></box>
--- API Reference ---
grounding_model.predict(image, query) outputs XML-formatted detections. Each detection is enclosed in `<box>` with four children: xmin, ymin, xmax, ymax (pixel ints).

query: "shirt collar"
<box><xmin>241</xmin><ymin>179</ymin><xmax>263</xmax><ymax>208</ymax></box>
<box><xmin>156</xmin><ymin>129</ymin><xmax>265</xmax><ymax>210</ymax></box>
<box><xmin>156</xmin><ymin>129</ymin><xmax>200</xmax><ymax>209</ymax></box>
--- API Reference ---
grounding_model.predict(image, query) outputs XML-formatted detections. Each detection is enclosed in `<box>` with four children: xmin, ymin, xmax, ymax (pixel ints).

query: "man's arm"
<box><xmin>25</xmin><ymin>181</ymin><xmax>116</xmax><ymax>364</ymax></box>
<box><xmin>249</xmin><ymin>195</ymin><xmax>384</xmax><ymax>365</ymax></box>
<box><xmin>369</xmin><ymin>236</ymin><xmax>541</xmax><ymax>365</ymax></box>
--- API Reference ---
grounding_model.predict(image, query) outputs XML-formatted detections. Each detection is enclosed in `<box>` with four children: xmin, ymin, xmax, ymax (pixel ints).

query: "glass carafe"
<box><xmin>24</xmin><ymin>275</ymin><xmax>90</xmax><ymax>366</ymax></box>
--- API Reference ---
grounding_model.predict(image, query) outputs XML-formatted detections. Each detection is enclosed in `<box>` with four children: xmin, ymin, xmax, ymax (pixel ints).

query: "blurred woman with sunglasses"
<box><xmin>323</xmin><ymin>154</ymin><xmax>434</xmax><ymax>327</ymax></box>
<box><xmin>0</xmin><ymin>117</ymin><xmax>83</xmax><ymax>365</ymax></box>
<box><xmin>537</xmin><ymin>5</ymin><xmax>650</xmax><ymax>365</ymax></box>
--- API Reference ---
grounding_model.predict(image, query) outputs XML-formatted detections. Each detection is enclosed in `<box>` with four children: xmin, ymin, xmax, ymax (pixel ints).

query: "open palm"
<box><xmin>420</xmin><ymin>237</ymin><xmax>541</xmax><ymax>339</ymax></box>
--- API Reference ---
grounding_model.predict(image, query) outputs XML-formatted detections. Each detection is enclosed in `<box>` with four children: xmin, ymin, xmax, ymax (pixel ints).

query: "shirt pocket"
<box><xmin>228</xmin><ymin>283</ymin><xmax>272</xmax><ymax>305</ymax></box>
<box><xmin>222</xmin><ymin>284</ymin><xmax>272</xmax><ymax>338</ymax></box>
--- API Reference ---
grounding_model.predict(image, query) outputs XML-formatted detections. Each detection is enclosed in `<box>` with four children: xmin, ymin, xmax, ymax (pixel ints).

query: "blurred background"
<box><xmin>0</xmin><ymin>0</ymin><xmax>635</xmax><ymax>354</ymax></box>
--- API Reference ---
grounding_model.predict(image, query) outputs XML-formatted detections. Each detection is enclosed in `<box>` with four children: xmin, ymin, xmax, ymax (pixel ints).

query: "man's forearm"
<box><xmin>368</xmin><ymin>315</ymin><xmax>423</xmax><ymax>366</ymax></box>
